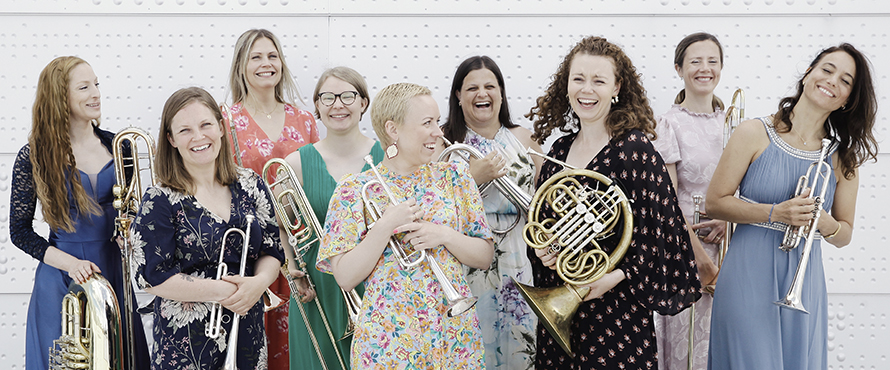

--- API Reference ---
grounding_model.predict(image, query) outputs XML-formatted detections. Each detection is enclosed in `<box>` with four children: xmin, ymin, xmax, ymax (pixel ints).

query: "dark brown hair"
<box><xmin>441</xmin><ymin>56</ymin><xmax>517</xmax><ymax>143</ymax></box>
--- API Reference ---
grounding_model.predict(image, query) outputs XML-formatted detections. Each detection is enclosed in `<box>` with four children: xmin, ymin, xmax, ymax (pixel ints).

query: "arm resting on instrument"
<box><xmin>220</xmin><ymin>253</ymin><xmax>282</xmax><ymax>315</ymax></box>
<box><xmin>145</xmin><ymin>272</ymin><xmax>237</xmax><ymax>303</ymax></box>
<box><xmin>43</xmin><ymin>247</ymin><xmax>102</xmax><ymax>285</ymax></box>
<box><xmin>665</xmin><ymin>163</ymin><xmax>718</xmax><ymax>286</ymax></box>
<box><xmin>581</xmin><ymin>269</ymin><xmax>625</xmax><ymax>301</ymax></box>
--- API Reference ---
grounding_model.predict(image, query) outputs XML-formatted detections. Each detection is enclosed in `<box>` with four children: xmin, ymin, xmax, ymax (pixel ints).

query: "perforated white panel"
<box><xmin>0</xmin><ymin>2</ymin><xmax>887</xmax><ymax>368</ymax></box>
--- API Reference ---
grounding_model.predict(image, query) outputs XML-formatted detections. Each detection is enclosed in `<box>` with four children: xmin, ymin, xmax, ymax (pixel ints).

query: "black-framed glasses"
<box><xmin>318</xmin><ymin>91</ymin><xmax>359</xmax><ymax>106</ymax></box>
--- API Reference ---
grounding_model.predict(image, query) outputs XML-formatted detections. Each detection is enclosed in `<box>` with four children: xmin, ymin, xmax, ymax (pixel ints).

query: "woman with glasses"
<box><xmin>226</xmin><ymin>28</ymin><xmax>320</xmax><ymax>368</ymax></box>
<box><xmin>283</xmin><ymin>66</ymin><xmax>384</xmax><ymax>370</ymax></box>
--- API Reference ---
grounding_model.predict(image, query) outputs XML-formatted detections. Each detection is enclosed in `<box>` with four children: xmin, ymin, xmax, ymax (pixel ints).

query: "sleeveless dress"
<box><xmin>462</xmin><ymin>126</ymin><xmax>537</xmax><ymax>370</ymax></box>
<box><xmin>652</xmin><ymin>104</ymin><xmax>725</xmax><ymax>370</ymax></box>
<box><xmin>9</xmin><ymin>127</ymin><xmax>149</xmax><ymax>370</ymax></box>
<box><xmin>289</xmin><ymin>141</ymin><xmax>383</xmax><ymax>370</ymax></box>
<box><xmin>228</xmin><ymin>101</ymin><xmax>319</xmax><ymax>368</ymax></box>
<box><xmin>707</xmin><ymin>117</ymin><xmax>836</xmax><ymax>370</ymax></box>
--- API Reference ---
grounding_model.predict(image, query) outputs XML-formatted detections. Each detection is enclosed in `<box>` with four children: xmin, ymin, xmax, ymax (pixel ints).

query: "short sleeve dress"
<box><xmin>317</xmin><ymin>161</ymin><xmax>493</xmax><ymax>369</ymax></box>
<box><xmin>131</xmin><ymin>168</ymin><xmax>285</xmax><ymax>370</ymax></box>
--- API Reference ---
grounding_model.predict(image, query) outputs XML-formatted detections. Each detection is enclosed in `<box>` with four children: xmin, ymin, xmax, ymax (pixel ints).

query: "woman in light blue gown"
<box><xmin>705</xmin><ymin>43</ymin><xmax>877</xmax><ymax>370</ymax></box>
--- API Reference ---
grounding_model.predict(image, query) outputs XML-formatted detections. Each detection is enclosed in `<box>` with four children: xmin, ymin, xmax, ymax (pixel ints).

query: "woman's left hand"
<box><xmin>692</xmin><ymin>219</ymin><xmax>727</xmax><ymax>244</ymax></box>
<box><xmin>396</xmin><ymin>219</ymin><xmax>453</xmax><ymax>251</ymax></box>
<box><xmin>219</xmin><ymin>275</ymin><xmax>269</xmax><ymax>316</ymax></box>
<box><xmin>580</xmin><ymin>269</ymin><xmax>626</xmax><ymax>301</ymax></box>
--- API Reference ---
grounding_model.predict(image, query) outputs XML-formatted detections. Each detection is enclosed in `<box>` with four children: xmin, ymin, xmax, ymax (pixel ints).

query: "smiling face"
<box><xmin>676</xmin><ymin>40</ymin><xmax>722</xmax><ymax>99</ymax></box>
<box><xmin>167</xmin><ymin>101</ymin><xmax>224</xmax><ymax>173</ymax></box>
<box><xmin>388</xmin><ymin>95</ymin><xmax>442</xmax><ymax>168</ymax></box>
<box><xmin>802</xmin><ymin>50</ymin><xmax>856</xmax><ymax>112</ymax></box>
<box><xmin>456</xmin><ymin>68</ymin><xmax>503</xmax><ymax>128</ymax></box>
<box><xmin>566</xmin><ymin>53</ymin><xmax>620</xmax><ymax>126</ymax></box>
<box><xmin>315</xmin><ymin>76</ymin><xmax>367</xmax><ymax>134</ymax></box>
<box><xmin>245</xmin><ymin>37</ymin><xmax>282</xmax><ymax>91</ymax></box>
<box><xmin>67</xmin><ymin>63</ymin><xmax>101</xmax><ymax>124</ymax></box>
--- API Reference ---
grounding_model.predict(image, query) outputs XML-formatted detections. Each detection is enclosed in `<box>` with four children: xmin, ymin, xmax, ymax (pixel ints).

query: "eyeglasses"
<box><xmin>317</xmin><ymin>91</ymin><xmax>359</xmax><ymax>106</ymax></box>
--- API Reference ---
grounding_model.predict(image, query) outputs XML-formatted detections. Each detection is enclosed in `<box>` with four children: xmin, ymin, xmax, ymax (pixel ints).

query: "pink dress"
<box><xmin>228</xmin><ymin>101</ymin><xmax>319</xmax><ymax>369</ymax></box>
<box><xmin>651</xmin><ymin>104</ymin><xmax>725</xmax><ymax>370</ymax></box>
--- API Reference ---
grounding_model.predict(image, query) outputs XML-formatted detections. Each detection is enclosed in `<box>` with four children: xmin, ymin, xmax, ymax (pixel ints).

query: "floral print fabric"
<box><xmin>317</xmin><ymin>161</ymin><xmax>492</xmax><ymax>369</ymax></box>
<box><xmin>529</xmin><ymin>131</ymin><xmax>701</xmax><ymax>369</ymax></box>
<box><xmin>131</xmin><ymin>168</ymin><xmax>284</xmax><ymax>370</ymax></box>
<box><xmin>229</xmin><ymin>102</ymin><xmax>319</xmax><ymax>174</ymax></box>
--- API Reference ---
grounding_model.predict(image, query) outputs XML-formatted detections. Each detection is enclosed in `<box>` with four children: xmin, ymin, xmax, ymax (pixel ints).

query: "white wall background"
<box><xmin>1</xmin><ymin>1</ymin><xmax>887</xmax><ymax>368</ymax></box>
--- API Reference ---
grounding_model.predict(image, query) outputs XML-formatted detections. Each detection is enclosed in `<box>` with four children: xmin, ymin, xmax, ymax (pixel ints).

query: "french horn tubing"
<box><xmin>513</xmin><ymin>148</ymin><xmax>634</xmax><ymax>358</ymax></box>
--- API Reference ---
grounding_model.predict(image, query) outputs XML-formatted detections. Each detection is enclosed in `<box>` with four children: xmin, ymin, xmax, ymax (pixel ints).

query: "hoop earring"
<box><xmin>611</xmin><ymin>95</ymin><xmax>619</xmax><ymax>104</ymax></box>
<box><xmin>385</xmin><ymin>141</ymin><xmax>399</xmax><ymax>159</ymax></box>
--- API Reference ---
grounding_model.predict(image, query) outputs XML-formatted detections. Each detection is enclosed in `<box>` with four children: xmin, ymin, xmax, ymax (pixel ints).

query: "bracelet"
<box><xmin>768</xmin><ymin>203</ymin><xmax>776</xmax><ymax>223</ymax></box>
<box><xmin>824</xmin><ymin>222</ymin><xmax>842</xmax><ymax>239</ymax></box>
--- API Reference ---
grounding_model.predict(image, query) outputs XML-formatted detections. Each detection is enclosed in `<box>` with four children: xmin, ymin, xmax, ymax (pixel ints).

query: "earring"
<box><xmin>458</xmin><ymin>101</ymin><xmax>462</xmax><ymax>107</ymax></box>
<box><xmin>385</xmin><ymin>141</ymin><xmax>399</xmax><ymax>159</ymax></box>
<box><xmin>611</xmin><ymin>95</ymin><xmax>619</xmax><ymax>104</ymax></box>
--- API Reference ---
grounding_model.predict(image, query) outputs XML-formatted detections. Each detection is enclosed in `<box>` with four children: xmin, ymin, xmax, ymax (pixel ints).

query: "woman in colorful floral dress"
<box><xmin>440</xmin><ymin>55</ymin><xmax>543</xmax><ymax>370</ymax></box>
<box><xmin>317</xmin><ymin>82</ymin><xmax>494</xmax><ymax>369</ymax></box>
<box><xmin>131</xmin><ymin>87</ymin><xmax>284</xmax><ymax>369</ymax></box>
<box><xmin>226</xmin><ymin>28</ymin><xmax>320</xmax><ymax>368</ymax></box>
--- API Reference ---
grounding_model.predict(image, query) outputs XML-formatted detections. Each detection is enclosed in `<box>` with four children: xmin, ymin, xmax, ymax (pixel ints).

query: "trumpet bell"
<box><xmin>512</xmin><ymin>277</ymin><xmax>589</xmax><ymax>358</ymax></box>
<box><xmin>774</xmin><ymin>294</ymin><xmax>809</xmax><ymax>314</ymax></box>
<box><xmin>447</xmin><ymin>296</ymin><xmax>478</xmax><ymax>318</ymax></box>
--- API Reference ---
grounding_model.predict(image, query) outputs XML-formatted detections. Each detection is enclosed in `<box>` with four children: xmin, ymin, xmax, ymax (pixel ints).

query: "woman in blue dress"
<box><xmin>706</xmin><ymin>43</ymin><xmax>877</xmax><ymax>370</ymax></box>
<box><xmin>130</xmin><ymin>87</ymin><xmax>284</xmax><ymax>369</ymax></box>
<box><xmin>9</xmin><ymin>56</ymin><xmax>149</xmax><ymax>370</ymax></box>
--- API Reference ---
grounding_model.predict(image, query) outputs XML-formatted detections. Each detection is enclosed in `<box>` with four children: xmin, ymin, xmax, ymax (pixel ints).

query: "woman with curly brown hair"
<box><xmin>525</xmin><ymin>36</ymin><xmax>701</xmax><ymax>369</ymax></box>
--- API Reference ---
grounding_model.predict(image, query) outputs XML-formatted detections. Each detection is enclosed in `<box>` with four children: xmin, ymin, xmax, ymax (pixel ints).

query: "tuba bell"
<box><xmin>513</xmin><ymin>148</ymin><xmax>634</xmax><ymax>358</ymax></box>
<box><xmin>49</xmin><ymin>274</ymin><xmax>124</xmax><ymax>370</ymax></box>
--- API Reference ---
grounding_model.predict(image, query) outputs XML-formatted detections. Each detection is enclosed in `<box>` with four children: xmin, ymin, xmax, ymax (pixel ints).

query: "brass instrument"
<box><xmin>437</xmin><ymin>138</ymin><xmax>532</xmax><ymax>234</ymax></box>
<box><xmin>775</xmin><ymin>139</ymin><xmax>832</xmax><ymax>313</ymax></box>
<box><xmin>111</xmin><ymin>127</ymin><xmax>156</xmax><ymax>370</ymax></box>
<box><xmin>49</xmin><ymin>274</ymin><xmax>124</xmax><ymax>370</ymax></box>
<box><xmin>362</xmin><ymin>155</ymin><xmax>478</xmax><ymax>317</ymax></box>
<box><xmin>221</xmin><ymin>103</ymin><xmax>284</xmax><ymax>312</ymax></box>
<box><xmin>262</xmin><ymin>158</ymin><xmax>350</xmax><ymax>370</ymax></box>
<box><xmin>686</xmin><ymin>195</ymin><xmax>704</xmax><ymax>370</ymax></box>
<box><xmin>205</xmin><ymin>214</ymin><xmax>255</xmax><ymax>370</ymax></box>
<box><xmin>513</xmin><ymin>148</ymin><xmax>634</xmax><ymax>357</ymax></box>
<box><xmin>719</xmin><ymin>88</ymin><xmax>744</xmax><ymax>268</ymax></box>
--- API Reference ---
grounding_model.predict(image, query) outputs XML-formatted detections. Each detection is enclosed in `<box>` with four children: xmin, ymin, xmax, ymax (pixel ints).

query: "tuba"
<box><xmin>775</xmin><ymin>139</ymin><xmax>833</xmax><ymax>313</ymax></box>
<box><xmin>262</xmin><ymin>158</ymin><xmax>352</xmax><ymax>370</ymax></box>
<box><xmin>362</xmin><ymin>155</ymin><xmax>478</xmax><ymax>317</ymax></box>
<box><xmin>513</xmin><ymin>148</ymin><xmax>634</xmax><ymax>358</ymax></box>
<box><xmin>49</xmin><ymin>274</ymin><xmax>124</xmax><ymax>370</ymax></box>
<box><xmin>437</xmin><ymin>138</ymin><xmax>532</xmax><ymax>234</ymax></box>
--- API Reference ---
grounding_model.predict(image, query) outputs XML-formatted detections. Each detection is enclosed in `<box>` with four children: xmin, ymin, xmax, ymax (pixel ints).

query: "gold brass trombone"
<box><xmin>513</xmin><ymin>148</ymin><xmax>634</xmax><ymax>358</ymax></box>
<box><xmin>262</xmin><ymin>158</ymin><xmax>351</xmax><ymax>370</ymax></box>
<box><xmin>718</xmin><ymin>88</ymin><xmax>744</xmax><ymax>269</ymax></box>
<box><xmin>775</xmin><ymin>139</ymin><xmax>833</xmax><ymax>313</ymax></box>
<box><xmin>362</xmin><ymin>155</ymin><xmax>478</xmax><ymax>317</ymax></box>
<box><xmin>437</xmin><ymin>138</ymin><xmax>532</xmax><ymax>234</ymax></box>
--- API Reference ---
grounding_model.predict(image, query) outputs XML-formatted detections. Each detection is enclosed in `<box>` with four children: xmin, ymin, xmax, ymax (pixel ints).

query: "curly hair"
<box><xmin>29</xmin><ymin>56</ymin><xmax>101</xmax><ymax>232</ymax></box>
<box><xmin>441</xmin><ymin>56</ymin><xmax>517</xmax><ymax>143</ymax></box>
<box><xmin>527</xmin><ymin>36</ymin><xmax>655</xmax><ymax>144</ymax></box>
<box><xmin>773</xmin><ymin>43</ymin><xmax>878</xmax><ymax>179</ymax></box>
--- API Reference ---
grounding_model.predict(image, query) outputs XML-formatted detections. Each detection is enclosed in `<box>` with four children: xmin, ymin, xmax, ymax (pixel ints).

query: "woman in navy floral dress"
<box><xmin>131</xmin><ymin>87</ymin><xmax>284</xmax><ymax>369</ymax></box>
<box><xmin>524</xmin><ymin>36</ymin><xmax>702</xmax><ymax>369</ymax></box>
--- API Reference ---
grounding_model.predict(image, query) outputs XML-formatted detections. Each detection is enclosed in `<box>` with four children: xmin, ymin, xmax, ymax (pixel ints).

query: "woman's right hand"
<box><xmin>381</xmin><ymin>198</ymin><xmax>420</xmax><ymax>232</ymax></box>
<box><xmin>534</xmin><ymin>246</ymin><xmax>559</xmax><ymax>270</ymax></box>
<box><xmin>67</xmin><ymin>259</ymin><xmax>102</xmax><ymax>285</ymax></box>
<box><xmin>775</xmin><ymin>189</ymin><xmax>817</xmax><ymax>226</ymax></box>
<box><xmin>468</xmin><ymin>151</ymin><xmax>507</xmax><ymax>185</ymax></box>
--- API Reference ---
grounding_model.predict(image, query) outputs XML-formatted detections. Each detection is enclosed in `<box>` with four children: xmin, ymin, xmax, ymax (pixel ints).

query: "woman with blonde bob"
<box><xmin>10</xmin><ymin>56</ymin><xmax>149</xmax><ymax>370</ymax></box>
<box><xmin>317</xmin><ymin>82</ymin><xmax>493</xmax><ymax>368</ymax></box>
<box><xmin>131</xmin><ymin>87</ymin><xmax>284</xmax><ymax>369</ymax></box>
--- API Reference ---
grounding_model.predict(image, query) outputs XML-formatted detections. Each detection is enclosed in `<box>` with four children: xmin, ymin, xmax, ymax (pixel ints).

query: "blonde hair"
<box><xmin>29</xmin><ymin>56</ymin><xmax>101</xmax><ymax>232</ymax></box>
<box><xmin>312</xmin><ymin>66</ymin><xmax>370</xmax><ymax>119</ymax></box>
<box><xmin>370</xmin><ymin>82</ymin><xmax>432</xmax><ymax>148</ymax></box>
<box><xmin>228</xmin><ymin>29</ymin><xmax>303</xmax><ymax>107</ymax></box>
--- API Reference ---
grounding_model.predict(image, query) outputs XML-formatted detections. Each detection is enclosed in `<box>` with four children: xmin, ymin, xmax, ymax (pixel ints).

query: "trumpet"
<box><xmin>49</xmin><ymin>274</ymin><xmax>124</xmax><ymax>370</ymax></box>
<box><xmin>362</xmin><ymin>155</ymin><xmax>478</xmax><ymax>317</ymax></box>
<box><xmin>513</xmin><ymin>148</ymin><xmax>634</xmax><ymax>358</ymax></box>
<box><xmin>685</xmin><ymin>195</ymin><xmax>705</xmax><ymax>370</ymax></box>
<box><xmin>437</xmin><ymin>138</ymin><xmax>532</xmax><ymax>234</ymax></box>
<box><xmin>205</xmin><ymin>214</ymin><xmax>254</xmax><ymax>370</ymax></box>
<box><xmin>262</xmin><ymin>158</ymin><xmax>350</xmax><ymax>370</ymax></box>
<box><xmin>112</xmin><ymin>127</ymin><xmax>156</xmax><ymax>370</ymax></box>
<box><xmin>719</xmin><ymin>88</ymin><xmax>744</xmax><ymax>268</ymax></box>
<box><xmin>775</xmin><ymin>139</ymin><xmax>832</xmax><ymax>314</ymax></box>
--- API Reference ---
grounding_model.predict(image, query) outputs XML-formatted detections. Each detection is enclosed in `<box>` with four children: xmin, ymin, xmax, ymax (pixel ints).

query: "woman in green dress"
<box><xmin>284</xmin><ymin>66</ymin><xmax>383</xmax><ymax>369</ymax></box>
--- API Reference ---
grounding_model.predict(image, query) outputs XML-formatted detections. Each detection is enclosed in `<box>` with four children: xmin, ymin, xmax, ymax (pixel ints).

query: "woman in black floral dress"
<box><xmin>524</xmin><ymin>36</ymin><xmax>702</xmax><ymax>369</ymax></box>
<box><xmin>131</xmin><ymin>87</ymin><xmax>284</xmax><ymax>369</ymax></box>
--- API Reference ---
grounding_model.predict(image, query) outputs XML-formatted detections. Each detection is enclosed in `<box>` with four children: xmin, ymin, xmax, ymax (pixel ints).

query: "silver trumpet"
<box><xmin>362</xmin><ymin>155</ymin><xmax>477</xmax><ymax>317</ymax></box>
<box><xmin>775</xmin><ymin>139</ymin><xmax>832</xmax><ymax>314</ymax></box>
<box><xmin>262</xmin><ymin>158</ymin><xmax>350</xmax><ymax>370</ymax></box>
<box><xmin>206</xmin><ymin>214</ymin><xmax>254</xmax><ymax>370</ymax></box>
<box><xmin>437</xmin><ymin>138</ymin><xmax>532</xmax><ymax>234</ymax></box>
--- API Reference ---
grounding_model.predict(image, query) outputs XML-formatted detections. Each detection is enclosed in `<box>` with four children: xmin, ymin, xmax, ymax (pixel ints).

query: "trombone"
<box><xmin>437</xmin><ymin>138</ymin><xmax>532</xmax><ymax>234</ymax></box>
<box><xmin>362</xmin><ymin>155</ymin><xmax>478</xmax><ymax>317</ymax></box>
<box><xmin>775</xmin><ymin>139</ymin><xmax>833</xmax><ymax>313</ymax></box>
<box><xmin>262</xmin><ymin>158</ymin><xmax>351</xmax><ymax>370</ymax></box>
<box><xmin>718</xmin><ymin>88</ymin><xmax>744</xmax><ymax>269</ymax></box>
<box><xmin>111</xmin><ymin>127</ymin><xmax>156</xmax><ymax>370</ymax></box>
<box><xmin>205</xmin><ymin>214</ymin><xmax>255</xmax><ymax>370</ymax></box>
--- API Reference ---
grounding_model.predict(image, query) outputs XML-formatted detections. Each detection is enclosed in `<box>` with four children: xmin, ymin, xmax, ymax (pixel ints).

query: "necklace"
<box><xmin>250</xmin><ymin>100</ymin><xmax>279</xmax><ymax>119</ymax></box>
